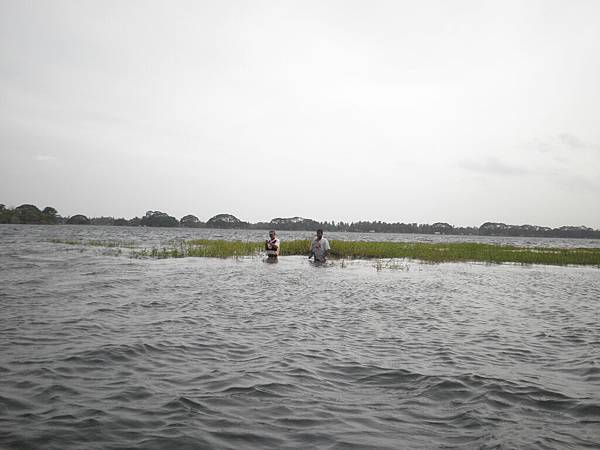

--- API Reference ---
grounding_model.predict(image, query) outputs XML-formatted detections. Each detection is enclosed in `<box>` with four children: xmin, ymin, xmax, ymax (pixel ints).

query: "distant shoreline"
<box><xmin>2</xmin><ymin>203</ymin><xmax>599</xmax><ymax>239</ymax></box>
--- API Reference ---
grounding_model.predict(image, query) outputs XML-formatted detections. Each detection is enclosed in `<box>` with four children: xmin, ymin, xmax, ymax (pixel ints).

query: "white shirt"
<box><xmin>311</xmin><ymin>237</ymin><xmax>330</xmax><ymax>261</ymax></box>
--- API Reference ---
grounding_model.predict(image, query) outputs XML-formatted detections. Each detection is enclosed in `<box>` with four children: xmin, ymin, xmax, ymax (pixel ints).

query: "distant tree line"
<box><xmin>1</xmin><ymin>203</ymin><xmax>599</xmax><ymax>239</ymax></box>
<box><xmin>0</xmin><ymin>204</ymin><xmax>60</xmax><ymax>224</ymax></box>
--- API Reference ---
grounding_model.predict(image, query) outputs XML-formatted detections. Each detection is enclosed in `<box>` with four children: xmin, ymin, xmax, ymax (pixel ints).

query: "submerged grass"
<box><xmin>132</xmin><ymin>239</ymin><xmax>265</xmax><ymax>259</ymax></box>
<box><xmin>128</xmin><ymin>239</ymin><xmax>600</xmax><ymax>266</ymax></box>
<box><xmin>49</xmin><ymin>237</ymin><xmax>600</xmax><ymax>266</ymax></box>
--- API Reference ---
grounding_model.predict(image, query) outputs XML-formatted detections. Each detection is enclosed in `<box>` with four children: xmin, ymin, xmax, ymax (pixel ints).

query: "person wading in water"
<box><xmin>309</xmin><ymin>229</ymin><xmax>330</xmax><ymax>263</ymax></box>
<box><xmin>265</xmin><ymin>230</ymin><xmax>280</xmax><ymax>263</ymax></box>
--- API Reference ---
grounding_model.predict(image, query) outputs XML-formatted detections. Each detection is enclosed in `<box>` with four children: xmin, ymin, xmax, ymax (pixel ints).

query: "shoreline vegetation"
<box><xmin>50</xmin><ymin>238</ymin><xmax>600</xmax><ymax>267</ymax></box>
<box><xmin>2</xmin><ymin>203</ymin><xmax>600</xmax><ymax>240</ymax></box>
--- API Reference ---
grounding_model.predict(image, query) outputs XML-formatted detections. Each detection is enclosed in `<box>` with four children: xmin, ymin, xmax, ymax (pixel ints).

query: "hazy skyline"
<box><xmin>1</xmin><ymin>1</ymin><xmax>599</xmax><ymax>228</ymax></box>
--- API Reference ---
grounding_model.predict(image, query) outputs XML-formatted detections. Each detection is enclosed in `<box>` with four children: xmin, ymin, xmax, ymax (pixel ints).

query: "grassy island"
<box><xmin>125</xmin><ymin>239</ymin><xmax>600</xmax><ymax>266</ymax></box>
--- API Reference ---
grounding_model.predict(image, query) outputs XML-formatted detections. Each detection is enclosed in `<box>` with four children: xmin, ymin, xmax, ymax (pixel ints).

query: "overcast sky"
<box><xmin>1</xmin><ymin>1</ymin><xmax>599</xmax><ymax>227</ymax></box>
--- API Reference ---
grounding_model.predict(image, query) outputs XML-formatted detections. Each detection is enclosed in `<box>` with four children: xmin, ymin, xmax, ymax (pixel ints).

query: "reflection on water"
<box><xmin>1</xmin><ymin>225</ymin><xmax>599</xmax><ymax>449</ymax></box>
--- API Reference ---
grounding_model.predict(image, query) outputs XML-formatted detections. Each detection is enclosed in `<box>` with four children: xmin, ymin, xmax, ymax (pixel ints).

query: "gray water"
<box><xmin>1</xmin><ymin>225</ymin><xmax>599</xmax><ymax>449</ymax></box>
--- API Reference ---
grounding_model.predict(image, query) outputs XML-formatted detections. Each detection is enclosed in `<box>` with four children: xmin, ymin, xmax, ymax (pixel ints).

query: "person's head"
<box><xmin>316</xmin><ymin>229</ymin><xmax>323</xmax><ymax>240</ymax></box>
<box><xmin>269</xmin><ymin>230</ymin><xmax>276</xmax><ymax>239</ymax></box>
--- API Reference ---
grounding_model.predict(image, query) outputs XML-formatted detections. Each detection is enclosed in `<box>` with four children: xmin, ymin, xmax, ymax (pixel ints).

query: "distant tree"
<box><xmin>431</xmin><ymin>222</ymin><xmax>453</xmax><ymax>234</ymax></box>
<box><xmin>40</xmin><ymin>206</ymin><xmax>59</xmax><ymax>224</ymax></box>
<box><xmin>0</xmin><ymin>204</ymin><xmax>12</xmax><ymax>223</ymax></box>
<box><xmin>141</xmin><ymin>211</ymin><xmax>179</xmax><ymax>227</ymax></box>
<box><xmin>90</xmin><ymin>216</ymin><xmax>116</xmax><ymax>226</ymax></box>
<box><xmin>555</xmin><ymin>225</ymin><xmax>595</xmax><ymax>238</ymax></box>
<box><xmin>454</xmin><ymin>226</ymin><xmax>479</xmax><ymax>235</ymax></box>
<box><xmin>113</xmin><ymin>218</ymin><xmax>128</xmax><ymax>226</ymax></box>
<box><xmin>250</xmin><ymin>221</ymin><xmax>272</xmax><ymax>230</ymax></box>
<box><xmin>269</xmin><ymin>217</ymin><xmax>320</xmax><ymax>231</ymax></box>
<box><xmin>206</xmin><ymin>213</ymin><xmax>249</xmax><ymax>229</ymax></box>
<box><xmin>180</xmin><ymin>214</ymin><xmax>202</xmax><ymax>227</ymax></box>
<box><xmin>479</xmin><ymin>222</ymin><xmax>509</xmax><ymax>236</ymax></box>
<box><xmin>67</xmin><ymin>214</ymin><xmax>91</xmax><ymax>225</ymax></box>
<box><xmin>128</xmin><ymin>217</ymin><xmax>142</xmax><ymax>226</ymax></box>
<box><xmin>13</xmin><ymin>204</ymin><xmax>43</xmax><ymax>224</ymax></box>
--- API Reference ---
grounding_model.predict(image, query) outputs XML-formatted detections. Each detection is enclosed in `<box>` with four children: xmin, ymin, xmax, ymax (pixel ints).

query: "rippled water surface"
<box><xmin>1</xmin><ymin>225</ymin><xmax>599</xmax><ymax>449</ymax></box>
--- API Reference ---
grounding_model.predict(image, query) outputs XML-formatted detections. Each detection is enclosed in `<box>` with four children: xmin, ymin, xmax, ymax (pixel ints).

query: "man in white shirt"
<box><xmin>310</xmin><ymin>229</ymin><xmax>330</xmax><ymax>263</ymax></box>
<box><xmin>265</xmin><ymin>230</ymin><xmax>280</xmax><ymax>261</ymax></box>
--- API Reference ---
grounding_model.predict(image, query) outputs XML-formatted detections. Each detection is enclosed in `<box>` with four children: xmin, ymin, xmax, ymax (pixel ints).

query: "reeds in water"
<box><xmin>132</xmin><ymin>239</ymin><xmax>264</xmax><ymax>259</ymax></box>
<box><xmin>51</xmin><ymin>237</ymin><xmax>600</xmax><ymax>266</ymax></box>
<box><xmin>326</xmin><ymin>241</ymin><xmax>600</xmax><ymax>266</ymax></box>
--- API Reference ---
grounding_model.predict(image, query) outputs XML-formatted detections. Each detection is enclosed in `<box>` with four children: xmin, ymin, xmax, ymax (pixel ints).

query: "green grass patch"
<box><xmin>128</xmin><ymin>239</ymin><xmax>600</xmax><ymax>266</ymax></box>
<box><xmin>131</xmin><ymin>239</ymin><xmax>265</xmax><ymax>259</ymax></box>
<box><xmin>327</xmin><ymin>241</ymin><xmax>600</xmax><ymax>266</ymax></box>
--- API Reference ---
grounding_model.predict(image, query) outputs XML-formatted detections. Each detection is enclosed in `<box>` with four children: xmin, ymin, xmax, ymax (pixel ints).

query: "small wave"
<box><xmin>63</xmin><ymin>342</ymin><xmax>162</xmax><ymax>366</ymax></box>
<box><xmin>357</xmin><ymin>367</ymin><xmax>426</xmax><ymax>388</ymax></box>
<box><xmin>163</xmin><ymin>396</ymin><xmax>220</xmax><ymax>416</ymax></box>
<box><xmin>568</xmin><ymin>402</ymin><xmax>600</xmax><ymax>419</ymax></box>
<box><xmin>223</xmin><ymin>382</ymin><xmax>299</xmax><ymax>399</ymax></box>
<box><xmin>103</xmin><ymin>385</ymin><xmax>155</xmax><ymax>402</ymax></box>
<box><xmin>135</xmin><ymin>435</ymin><xmax>214</xmax><ymax>450</ymax></box>
<box><xmin>207</xmin><ymin>428</ymin><xmax>286</xmax><ymax>450</ymax></box>
<box><xmin>0</xmin><ymin>394</ymin><xmax>34</xmax><ymax>412</ymax></box>
<box><xmin>33</xmin><ymin>384</ymin><xmax>81</xmax><ymax>402</ymax></box>
<box><xmin>422</xmin><ymin>378</ymin><xmax>476</xmax><ymax>402</ymax></box>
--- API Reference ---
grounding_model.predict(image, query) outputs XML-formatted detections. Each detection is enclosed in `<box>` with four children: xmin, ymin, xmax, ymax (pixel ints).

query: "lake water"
<box><xmin>1</xmin><ymin>225</ymin><xmax>599</xmax><ymax>449</ymax></box>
